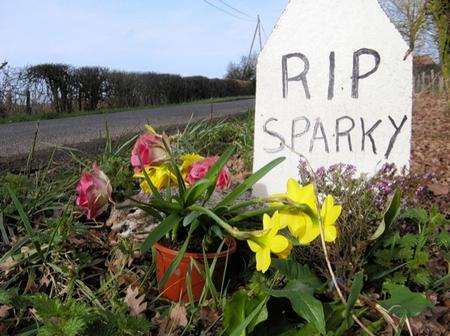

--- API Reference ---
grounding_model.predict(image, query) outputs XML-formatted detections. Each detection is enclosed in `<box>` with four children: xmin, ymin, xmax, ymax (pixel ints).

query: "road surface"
<box><xmin>0</xmin><ymin>98</ymin><xmax>255</xmax><ymax>168</ymax></box>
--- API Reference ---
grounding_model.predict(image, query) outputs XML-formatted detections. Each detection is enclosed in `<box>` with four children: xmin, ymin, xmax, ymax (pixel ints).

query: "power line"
<box><xmin>216</xmin><ymin>0</ymin><xmax>255</xmax><ymax>19</ymax></box>
<box><xmin>202</xmin><ymin>0</ymin><xmax>255</xmax><ymax>22</ymax></box>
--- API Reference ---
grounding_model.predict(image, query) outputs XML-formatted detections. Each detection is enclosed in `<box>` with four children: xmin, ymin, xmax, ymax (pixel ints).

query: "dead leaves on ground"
<box><xmin>0</xmin><ymin>305</ymin><xmax>12</xmax><ymax>318</ymax></box>
<box><xmin>152</xmin><ymin>303</ymin><xmax>188</xmax><ymax>336</ymax></box>
<box><xmin>169</xmin><ymin>303</ymin><xmax>188</xmax><ymax>327</ymax></box>
<box><xmin>124</xmin><ymin>285</ymin><xmax>147</xmax><ymax>317</ymax></box>
<box><xmin>411</xmin><ymin>93</ymin><xmax>449</xmax><ymax>185</ymax></box>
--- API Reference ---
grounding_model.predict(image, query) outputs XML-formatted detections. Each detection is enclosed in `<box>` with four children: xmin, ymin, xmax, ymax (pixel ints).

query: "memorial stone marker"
<box><xmin>253</xmin><ymin>0</ymin><xmax>412</xmax><ymax>196</ymax></box>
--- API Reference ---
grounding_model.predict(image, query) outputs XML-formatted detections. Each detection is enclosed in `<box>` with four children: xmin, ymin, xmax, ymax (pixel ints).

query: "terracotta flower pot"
<box><xmin>154</xmin><ymin>238</ymin><xmax>236</xmax><ymax>302</ymax></box>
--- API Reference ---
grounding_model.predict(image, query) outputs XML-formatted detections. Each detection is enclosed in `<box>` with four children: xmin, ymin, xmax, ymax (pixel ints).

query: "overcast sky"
<box><xmin>0</xmin><ymin>0</ymin><xmax>286</xmax><ymax>78</ymax></box>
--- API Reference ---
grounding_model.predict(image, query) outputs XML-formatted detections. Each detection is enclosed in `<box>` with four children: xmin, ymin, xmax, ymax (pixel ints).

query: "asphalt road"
<box><xmin>0</xmin><ymin>98</ymin><xmax>255</xmax><ymax>167</ymax></box>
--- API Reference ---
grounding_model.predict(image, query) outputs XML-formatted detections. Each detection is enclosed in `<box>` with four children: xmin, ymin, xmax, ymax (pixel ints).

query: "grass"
<box><xmin>0</xmin><ymin>108</ymin><xmax>447</xmax><ymax>335</ymax></box>
<box><xmin>0</xmin><ymin>112</ymin><xmax>256</xmax><ymax>335</ymax></box>
<box><xmin>0</xmin><ymin>95</ymin><xmax>254</xmax><ymax>125</ymax></box>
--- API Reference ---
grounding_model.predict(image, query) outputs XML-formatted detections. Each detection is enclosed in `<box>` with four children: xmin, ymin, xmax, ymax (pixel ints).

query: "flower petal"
<box><xmin>276</xmin><ymin>241</ymin><xmax>293</xmax><ymax>259</ymax></box>
<box><xmin>247</xmin><ymin>240</ymin><xmax>261</xmax><ymax>253</ymax></box>
<box><xmin>324</xmin><ymin>225</ymin><xmax>338</xmax><ymax>242</ymax></box>
<box><xmin>262</xmin><ymin>213</ymin><xmax>272</xmax><ymax>231</ymax></box>
<box><xmin>269</xmin><ymin>235</ymin><xmax>289</xmax><ymax>254</ymax></box>
<box><xmin>321</xmin><ymin>195</ymin><xmax>342</xmax><ymax>227</ymax></box>
<box><xmin>286</xmin><ymin>178</ymin><xmax>304</xmax><ymax>203</ymax></box>
<box><xmin>256</xmin><ymin>248</ymin><xmax>271</xmax><ymax>273</ymax></box>
<box><xmin>298</xmin><ymin>222</ymin><xmax>320</xmax><ymax>245</ymax></box>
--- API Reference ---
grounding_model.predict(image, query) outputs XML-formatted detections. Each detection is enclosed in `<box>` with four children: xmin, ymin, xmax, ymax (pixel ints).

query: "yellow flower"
<box><xmin>296</xmin><ymin>194</ymin><xmax>341</xmax><ymax>244</ymax></box>
<box><xmin>134</xmin><ymin>165</ymin><xmax>176</xmax><ymax>193</ymax></box>
<box><xmin>273</xmin><ymin>179</ymin><xmax>341</xmax><ymax>245</ymax></box>
<box><xmin>247</xmin><ymin>212</ymin><xmax>291</xmax><ymax>273</ymax></box>
<box><xmin>273</xmin><ymin>179</ymin><xmax>318</xmax><ymax>244</ymax></box>
<box><xmin>320</xmin><ymin>195</ymin><xmax>341</xmax><ymax>242</ymax></box>
<box><xmin>180</xmin><ymin>153</ymin><xmax>204</xmax><ymax>177</ymax></box>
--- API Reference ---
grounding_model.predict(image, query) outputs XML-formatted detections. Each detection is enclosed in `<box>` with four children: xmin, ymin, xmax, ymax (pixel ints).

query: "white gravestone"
<box><xmin>253</xmin><ymin>0</ymin><xmax>412</xmax><ymax>196</ymax></box>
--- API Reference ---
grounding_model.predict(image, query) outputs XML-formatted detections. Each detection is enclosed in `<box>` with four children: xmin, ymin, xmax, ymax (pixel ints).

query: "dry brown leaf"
<box><xmin>0</xmin><ymin>257</ymin><xmax>17</xmax><ymax>275</ymax></box>
<box><xmin>151</xmin><ymin>312</ymin><xmax>173</xmax><ymax>336</ymax></box>
<box><xmin>200</xmin><ymin>306</ymin><xmax>220</xmax><ymax>326</ymax></box>
<box><xmin>39</xmin><ymin>274</ymin><xmax>51</xmax><ymax>288</ymax></box>
<box><xmin>0</xmin><ymin>305</ymin><xmax>12</xmax><ymax>318</ymax></box>
<box><xmin>169</xmin><ymin>303</ymin><xmax>188</xmax><ymax>328</ymax></box>
<box><xmin>124</xmin><ymin>286</ymin><xmax>147</xmax><ymax>316</ymax></box>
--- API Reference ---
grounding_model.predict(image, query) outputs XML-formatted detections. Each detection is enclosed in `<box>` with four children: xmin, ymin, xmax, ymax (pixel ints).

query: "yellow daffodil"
<box><xmin>179</xmin><ymin>153</ymin><xmax>204</xmax><ymax>177</ymax></box>
<box><xmin>272</xmin><ymin>178</ymin><xmax>341</xmax><ymax>245</ymax></box>
<box><xmin>247</xmin><ymin>212</ymin><xmax>291</xmax><ymax>273</ymax></box>
<box><xmin>295</xmin><ymin>194</ymin><xmax>341</xmax><ymax>244</ymax></box>
<box><xmin>272</xmin><ymin>178</ymin><xmax>318</xmax><ymax>244</ymax></box>
<box><xmin>134</xmin><ymin>165</ymin><xmax>176</xmax><ymax>193</ymax></box>
<box><xmin>320</xmin><ymin>195</ymin><xmax>341</xmax><ymax>242</ymax></box>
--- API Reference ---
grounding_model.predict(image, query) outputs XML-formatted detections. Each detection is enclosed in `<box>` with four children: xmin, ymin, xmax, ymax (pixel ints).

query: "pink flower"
<box><xmin>131</xmin><ymin>133</ymin><xmax>166</xmax><ymax>172</ymax></box>
<box><xmin>186</xmin><ymin>157</ymin><xmax>231</xmax><ymax>189</ymax></box>
<box><xmin>76</xmin><ymin>163</ymin><xmax>113</xmax><ymax>220</ymax></box>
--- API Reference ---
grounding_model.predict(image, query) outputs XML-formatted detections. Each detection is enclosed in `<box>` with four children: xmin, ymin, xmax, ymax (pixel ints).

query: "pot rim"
<box><xmin>154</xmin><ymin>237</ymin><xmax>237</xmax><ymax>259</ymax></box>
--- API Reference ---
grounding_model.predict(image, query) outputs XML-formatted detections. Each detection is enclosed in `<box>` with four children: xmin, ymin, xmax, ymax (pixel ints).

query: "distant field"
<box><xmin>0</xmin><ymin>95</ymin><xmax>254</xmax><ymax>125</ymax></box>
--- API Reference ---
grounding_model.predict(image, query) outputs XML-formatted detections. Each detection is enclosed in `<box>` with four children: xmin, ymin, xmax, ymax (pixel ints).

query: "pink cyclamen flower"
<box><xmin>76</xmin><ymin>163</ymin><xmax>113</xmax><ymax>220</ymax></box>
<box><xmin>186</xmin><ymin>157</ymin><xmax>231</xmax><ymax>189</ymax></box>
<box><xmin>131</xmin><ymin>133</ymin><xmax>166</xmax><ymax>172</ymax></box>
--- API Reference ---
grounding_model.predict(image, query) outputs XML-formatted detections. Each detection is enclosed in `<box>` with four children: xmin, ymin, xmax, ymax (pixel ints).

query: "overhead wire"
<box><xmin>202</xmin><ymin>0</ymin><xmax>255</xmax><ymax>22</ymax></box>
<box><xmin>216</xmin><ymin>0</ymin><xmax>255</xmax><ymax>19</ymax></box>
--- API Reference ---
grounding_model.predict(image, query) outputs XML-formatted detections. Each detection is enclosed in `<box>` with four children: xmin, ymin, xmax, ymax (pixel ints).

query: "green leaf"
<box><xmin>204</xmin><ymin>146</ymin><xmax>235</xmax><ymax>181</ymax></box>
<box><xmin>272</xmin><ymin>259</ymin><xmax>322</xmax><ymax>291</ymax></box>
<box><xmin>400</xmin><ymin>208</ymin><xmax>428</xmax><ymax>224</ymax></box>
<box><xmin>141</xmin><ymin>214</ymin><xmax>181</xmax><ymax>253</ymax></box>
<box><xmin>184</xmin><ymin>180</ymin><xmax>213</xmax><ymax>206</ymax></box>
<box><xmin>215</xmin><ymin>156</ymin><xmax>286</xmax><ymax>209</ymax></box>
<box><xmin>183</xmin><ymin>147</ymin><xmax>235</xmax><ymax>206</ymax></box>
<box><xmin>380</xmin><ymin>284</ymin><xmax>432</xmax><ymax>317</ymax></box>
<box><xmin>370</xmin><ymin>189</ymin><xmax>401</xmax><ymax>241</ymax></box>
<box><xmin>229</xmin><ymin>204</ymin><xmax>288</xmax><ymax>223</ymax></box>
<box><xmin>293</xmin><ymin>323</ymin><xmax>320</xmax><ymax>336</ymax></box>
<box><xmin>162</xmin><ymin>137</ymin><xmax>187</xmax><ymax>196</ymax></box>
<box><xmin>225</xmin><ymin>290</ymin><xmax>268</xmax><ymax>336</ymax></box>
<box><xmin>345</xmin><ymin>271</ymin><xmax>364</xmax><ymax>318</ymax></box>
<box><xmin>6</xmin><ymin>185</ymin><xmax>43</xmax><ymax>259</ymax></box>
<box><xmin>182</xmin><ymin>211</ymin><xmax>200</xmax><ymax>227</ymax></box>
<box><xmin>269</xmin><ymin>280</ymin><xmax>326</xmax><ymax>335</ymax></box>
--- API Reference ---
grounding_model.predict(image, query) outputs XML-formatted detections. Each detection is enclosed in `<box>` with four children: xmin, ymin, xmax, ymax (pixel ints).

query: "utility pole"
<box><xmin>257</xmin><ymin>15</ymin><xmax>262</xmax><ymax>51</ymax></box>
<box><xmin>242</xmin><ymin>16</ymin><xmax>261</xmax><ymax>80</ymax></box>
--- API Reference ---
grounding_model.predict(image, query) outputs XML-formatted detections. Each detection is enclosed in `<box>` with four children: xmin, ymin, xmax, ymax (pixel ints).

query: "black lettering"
<box><xmin>351</xmin><ymin>48</ymin><xmax>381</xmax><ymax>98</ymax></box>
<box><xmin>263</xmin><ymin>118</ymin><xmax>285</xmax><ymax>153</ymax></box>
<box><xmin>282</xmin><ymin>53</ymin><xmax>311</xmax><ymax>99</ymax></box>
<box><xmin>385</xmin><ymin>115</ymin><xmax>408</xmax><ymax>159</ymax></box>
<box><xmin>336</xmin><ymin>116</ymin><xmax>355</xmax><ymax>152</ymax></box>
<box><xmin>291</xmin><ymin>116</ymin><xmax>310</xmax><ymax>149</ymax></box>
<box><xmin>309</xmin><ymin>118</ymin><xmax>329</xmax><ymax>153</ymax></box>
<box><xmin>328</xmin><ymin>51</ymin><xmax>335</xmax><ymax>100</ymax></box>
<box><xmin>361</xmin><ymin>118</ymin><xmax>382</xmax><ymax>154</ymax></box>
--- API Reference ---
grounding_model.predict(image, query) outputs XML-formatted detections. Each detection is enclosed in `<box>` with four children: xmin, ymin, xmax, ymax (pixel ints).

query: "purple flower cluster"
<box><xmin>297</xmin><ymin>160</ymin><xmax>440</xmax><ymax>212</ymax></box>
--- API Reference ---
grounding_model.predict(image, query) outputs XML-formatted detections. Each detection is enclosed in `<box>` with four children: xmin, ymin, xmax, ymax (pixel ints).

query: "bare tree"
<box><xmin>225</xmin><ymin>54</ymin><xmax>257</xmax><ymax>81</ymax></box>
<box><xmin>380</xmin><ymin>0</ymin><xmax>428</xmax><ymax>58</ymax></box>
